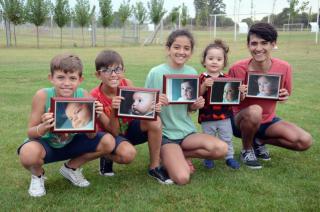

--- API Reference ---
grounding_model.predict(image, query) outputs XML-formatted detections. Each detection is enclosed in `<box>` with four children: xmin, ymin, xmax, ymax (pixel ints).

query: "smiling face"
<box><xmin>181</xmin><ymin>81</ymin><xmax>194</xmax><ymax>100</ymax></box>
<box><xmin>96</xmin><ymin>63</ymin><xmax>124</xmax><ymax>89</ymax></box>
<box><xmin>203</xmin><ymin>48</ymin><xmax>225</xmax><ymax>74</ymax></box>
<box><xmin>248</xmin><ymin>34</ymin><xmax>275</xmax><ymax>64</ymax></box>
<box><xmin>257</xmin><ymin>76</ymin><xmax>272</xmax><ymax>96</ymax></box>
<box><xmin>131</xmin><ymin>92</ymin><xmax>154</xmax><ymax>115</ymax></box>
<box><xmin>166</xmin><ymin>36</ymin><xmax>192</xmax><ymax>69</ymax></box>
<box><xmin>49</xmin><ymin>70</ymin><xmax>83</xmax><ymax>97</ymax></box>
<box><xmin>65</xmin><ymin>102</ymin><xmax>91</xmax><ymax>128</ymax></box>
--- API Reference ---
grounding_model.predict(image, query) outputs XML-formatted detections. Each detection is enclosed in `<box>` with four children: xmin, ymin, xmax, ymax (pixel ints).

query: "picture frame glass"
<box><xmin>210</xmin><ymin>80</ymin><xmax>241</xmax><ymax>105</ymax></box>
<box><xmin>247</xmin><ymin>73</ymin><xmax>281</xmax><ymax>99</ymax></box>
<box><xmin>52</xmin><ymin>98</ymin><xmax>96</xmax><ymax>132</ymax></box>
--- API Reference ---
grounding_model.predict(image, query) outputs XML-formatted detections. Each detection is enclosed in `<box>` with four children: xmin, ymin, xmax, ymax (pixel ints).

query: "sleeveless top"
<box><xmin>40</xmin><ymin>87</ymin><xmax>84</xmax><ymax>148</ymax></box>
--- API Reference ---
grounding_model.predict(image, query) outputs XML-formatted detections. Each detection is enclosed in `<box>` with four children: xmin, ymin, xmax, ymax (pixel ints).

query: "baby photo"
<box><xmin>117</xmin><ymin>87</ymin><xmax>159</xmax><ymax>120</ymax></box>
<box><xmin>247</xmin><ymin>73</ymin><xmax>282</xmax><ymax>100</ymax></box>
<box><xmin>210</xmin><ymin>79</ymin><xmax>241</xmax><ymax>105</ymax></box>
<box><xmin>163</xmin><ymin>74</ymin><xmax>199</xmax><ymax>104</ymax></box>
<box><xmin>51</xmin><ymin>97</ymin><xmax>96</xmax><ymax>132</ymax></box>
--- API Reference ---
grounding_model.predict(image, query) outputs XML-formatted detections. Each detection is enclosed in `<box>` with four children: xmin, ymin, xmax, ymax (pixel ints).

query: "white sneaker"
<box><xmin>60</xmin><ymin>165</ymin><xmax>90</xmax><ymax>187</ymax></box>
<box><xmin>28</xmin><ymin>175</ymin><xmax>46</xmax><ymax>197</ymax></box>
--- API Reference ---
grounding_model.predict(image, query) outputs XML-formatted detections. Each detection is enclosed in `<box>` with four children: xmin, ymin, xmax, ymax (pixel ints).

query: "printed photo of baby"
<box><xmin>247</xmin><ymin>73</ymin><xmax>281</xmax><ymax>99</ymax></box>
<box><xmin>210</xmin><ymin>80</ymin><xmax>241</xmax><ymax>105</ymax></box>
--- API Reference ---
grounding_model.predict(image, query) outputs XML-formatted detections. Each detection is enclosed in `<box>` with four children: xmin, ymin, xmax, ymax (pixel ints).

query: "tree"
<box><xmin>169</xmin><ymin>6</ymin><xmax>180</xmax><ymax>29</ymax></box>
<box><xmin>99</xmin><ymin>0</ymin><xmax>113</xmax><ymax>46</ymax></box>
<box><xmin>26</xmin><ymin>0</ymin><xmax>50</xmax><ymax>48</ymax></box>
<box><xmin>118</xmin><ymin>0</ymin><xmax>131</xmax><ymax>26</ymax></box>
<box><xmin>74</xmin><ymin>0</ymin><xmax>91</xmax><ymax>47</ymax></box>
<box><xmin>53</xmin><ymin>0</ymin><xmax>70</xmax><ymax>48</ymax></box>
<box><xmin>194</xmin><ymin>0</ymin><xmax>226</xmax><ymax>27</ymax></box>
<box><xmin>287</xmin><ymin>0</ymin><xmax>309</xmax><ymax>24</ymax></box>
<box><xmin>181</xmin><ymin>3</ymin><xmax>188</xmax><ymax>27</ymax></box>
<box><xmin>144</xmin><ymin>0</ymin><xmax>166</xmax><ymax>45</ymax></box>
<box><xmin>133</xmin><ymin>1</ymin><xmax>147</xmax><ymax>42</ymax></box>
<box><xmin>0</xmin><ymin>0</ymin><xmax>25</xmax><ymax>47</ymax></box>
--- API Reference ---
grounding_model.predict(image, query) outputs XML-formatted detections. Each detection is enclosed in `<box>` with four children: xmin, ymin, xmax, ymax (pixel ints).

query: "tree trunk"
<box><xmin>104</xmin><ymin>27</ymin><xmax>106</xmax><ymax>46</ymax></box>
<box><xmin>60</xmin><ymin>27</ymin><xmax>62</xmax><ymax>48</ymax></box>
<box><xmin>14</xmin><ymin>25</ymin><xmax>17</xmax><ymax>47</ymax></box>
<box><xmin>36</xmin><ymin>26</ymin><xmax>39</xmax><ymax>48</ymax></box>
<box><xmin>82</xmin><ymin>27</ymin><xmax>84</xmax><ymax>47</ymax></box>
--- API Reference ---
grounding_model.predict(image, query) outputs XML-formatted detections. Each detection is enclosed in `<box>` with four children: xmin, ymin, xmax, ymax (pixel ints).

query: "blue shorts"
<box><xmin>161</xmin><ymin>132</ymin><xmax>196</xmax><ymax>146</ymax></box>
<box><xmin>114</xmin><ymin>120</ymin><xmax>148</xmax><ymax>152</ymax></box>
<box><xmin>231</xmin><ymin>116</ymin><xmax>281</xmax><ymax>139</ymax></box>
<box><xmin>17</xmin><ymin>132</ymin><xmax>107</xmax><ymax>164</ymax></box>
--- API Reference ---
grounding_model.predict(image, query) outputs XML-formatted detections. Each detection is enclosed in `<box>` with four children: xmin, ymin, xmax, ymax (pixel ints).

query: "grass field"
<box><xmin>0</xmin><ymin>30</ymin><xmax>319</xmax><ymax>211</ymax></box>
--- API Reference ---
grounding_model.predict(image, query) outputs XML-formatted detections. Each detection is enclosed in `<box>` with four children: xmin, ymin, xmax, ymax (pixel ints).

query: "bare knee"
<box><xmin>19</xmin><ymin>142</ymin><xmax>44</xmax><ymax>167</ymax></box>
<box><xmin>171</xmin><ymin>172</ymin><xmax>190</xmax><ymax>185</ymax></box>
<box><xmin>242</xmin><ymin>105</ymin><xmax>263</xmax><ymax>124</ymax></box>
<box><xmin>99</xmin><ymin>134</ymin><xmax>116</xmax><ymax>154</ymax></box>
<box><xmin>208</xmin><ymin>140</ymin><xmax>228</xmax><ymax>159</ymax></box>
<box><xmin>116</xmin><ymin>145</ymin><xmax>137</xmax><ymax>164</ymax></box>
<box><xmin>297</xmin><ymin>132</ymin><xmax>313</xmax><ymax>151</ymax></box>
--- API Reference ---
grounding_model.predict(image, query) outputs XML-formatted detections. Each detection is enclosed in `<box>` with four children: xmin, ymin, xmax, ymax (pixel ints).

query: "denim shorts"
<box><xmin>231</xmin><ymin>116</ymin><xmax>281</xmax><ymax>139</ymax></box>
<box><xmin>161</xmin><ymin>132</ymin><xmax>196</xmax><ymax>146</ymax></box>
<box><xmin>17</xmin><ymin>132</ymin><xmax>107</xmax><ymax>164</ymax></box>
<box><xmin>114</xmin><ymin>120</ymin><xmax>148</xmax><ymax>152</ymax></box>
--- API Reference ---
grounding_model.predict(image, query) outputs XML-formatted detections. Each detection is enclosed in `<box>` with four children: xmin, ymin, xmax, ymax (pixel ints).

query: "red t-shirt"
<box><xmin>228</xmin><ymin>58</ymin><xmax>292</xmax><ymax>123</ymax></box>
<box><xmin>91</xmin><ymin>79</ymin><xmax>132</xmax><ymax>134</ymax></box>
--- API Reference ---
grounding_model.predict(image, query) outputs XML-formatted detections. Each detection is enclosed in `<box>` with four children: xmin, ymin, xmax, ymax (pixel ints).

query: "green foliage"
<box><xmin>74</xmin><ymin>0</ymin><xmax>91</xmax><ymax>28</ymax></box>
<box><xmin>194</xmin><ymin>0</ymin><xmax>226</xmax><ymax>27</ymax></box>
<box><xmin>118</xmin><ymin>0</ymin><xmax>132</xmax><ymax>25</ymax></box>
<box><xmin>53</xmin><ymin>0</ymin><xmax>70</xmax><ymax>28</ymax></box>
<box><xmin>26</xmin><ymin>0</ymin><xmax>49</xmax><ymax>27</ymax></box>
<box><xmin>148</xmin><ymin>0</ymin><xmax>166</xmax><ymax>26</ymax></box>
<box><xmin>133</xmin><ymin>1</ymin><xmax>147</xmax><ymax>25</ymax></box>
<box><xmin>181</xmin><ymin>3</ymin><xmax>188</xmax><ymax>27</ymax></box>
<box><xmin>169</xmin><ymin>6</ymin><xmax>180</xmax><ymax>27</ymax></box>
<box><xmin>99</xmin><ymin>0</ymin><xmax>113</xmax><ymax>28</ymax></box>
<box><xmin>0</xmin><ymin>0</ymin><xmax>25</xmax><ymax>25</ymax></box>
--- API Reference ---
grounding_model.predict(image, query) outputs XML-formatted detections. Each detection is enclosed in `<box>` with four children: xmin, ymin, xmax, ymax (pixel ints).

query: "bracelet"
<box><xmin>36</xmin><ymin>124</ymin><xmax>44</xmax><ymax>137</ymax></box>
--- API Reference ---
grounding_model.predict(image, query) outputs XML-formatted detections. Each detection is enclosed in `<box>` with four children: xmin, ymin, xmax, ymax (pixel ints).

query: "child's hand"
<box><xmin>190</xmin><ymin>96</ymin><xmax>205</xmax><ymax>111</ymax></box>
<box><xmin>204</xmin><ymin>77</ymin><xmax>214</xmax><ymax>87</ymax></box>
<box><xmin>278</xmin><ymin>88</ymin><xmax>289</xmax><ymax>101</ymax></box>
<box><xmin>239</xmin><ymin>84</ymin><xmax>247</xmax><ymax>101</ymax></box>
<box><xmin>95</xmin><ymin>101</ymin><xmax>104</xmax><ymax>118</ymax></box>
<box><xmin>159</xmin><ymin>94</ymin><xmax>169</xmax><ymax>106</ymax></box>
<box><xmin>155</xmin><ymin>102</ymin><xmax>162</xmax><ymax>113</ymax></box>
<box><xmin>40</xmin><ymin>112</ymin><xmax>55</xmax><ymax>131</ymax></box>
<box><xmin>111</xmin><ymin>96</ymin><xmax>124</xmax><ymax>109</ymax></box>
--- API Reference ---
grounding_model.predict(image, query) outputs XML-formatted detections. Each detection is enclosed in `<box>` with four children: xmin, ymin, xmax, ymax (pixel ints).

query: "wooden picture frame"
<box><xmin>116</xmin><ymin>86</ymin><xmax>160</xmax><ymax>120</ymax></box>
<box><xmin>247</xmin><ymin>72</ymin><xmax>282</xmax><ymax>100</ymax></box>
<box><xmin>209</xmin><ymin>78</ymin><xmax>242</xmax><ymax>105</ymax></box>
<box><xmin>50</xmin><ymin>97</ymin><xmax>96</xmax><ymax>133</ymax></box>
<box><xmin>163</xmin><ymin>74</ymin><xmax>199</xmax><ymax>104</ymax></box>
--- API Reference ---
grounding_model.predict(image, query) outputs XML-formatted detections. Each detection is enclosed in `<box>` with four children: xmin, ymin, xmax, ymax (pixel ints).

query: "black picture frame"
<box><xmin>209</xmin><ymin>78</ymin><xmax>242</xmax><ymax>105</ymax></box>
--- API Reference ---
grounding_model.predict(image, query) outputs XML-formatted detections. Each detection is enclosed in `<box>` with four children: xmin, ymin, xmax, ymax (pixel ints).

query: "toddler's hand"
<box><xmin>111</xmin><ymin>96</ymin><xmax>124</xmax><ymax>109</ymax></box>
<box><xmin>239</xmin><ymin>84</ymin><xmax>247</xmax><ymax>101</ymax></box>
<box><xmin>204</xmin><ymin>77</ymin><xmax>214</xmax><ymax>87</ymax></box>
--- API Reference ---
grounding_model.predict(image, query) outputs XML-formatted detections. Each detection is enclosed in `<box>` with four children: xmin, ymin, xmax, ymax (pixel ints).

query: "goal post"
<box><xmin>282</xmin><ymin>23</ymin><xmax>304</xmax><ymax>32</ymax></box>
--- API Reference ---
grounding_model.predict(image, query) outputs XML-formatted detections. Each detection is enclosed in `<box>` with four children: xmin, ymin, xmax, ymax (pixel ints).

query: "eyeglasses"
<box><xmin>99</xmin><ymin>66</ymin><xmax>124</xmax><ymax>75</ymax></box>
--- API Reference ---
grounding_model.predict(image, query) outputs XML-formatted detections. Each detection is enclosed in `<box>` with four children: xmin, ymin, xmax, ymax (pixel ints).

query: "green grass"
<box><xmin>0</xmin><ymin>30</ymin><xmax>319</xmax><ymax>211</ymax></box>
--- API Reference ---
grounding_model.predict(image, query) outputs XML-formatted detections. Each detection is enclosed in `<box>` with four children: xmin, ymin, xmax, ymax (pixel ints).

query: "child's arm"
<box><xmin>27</xmin><ymin>89</ymin><xmax>54</xmax><ymax>138</ymax></box>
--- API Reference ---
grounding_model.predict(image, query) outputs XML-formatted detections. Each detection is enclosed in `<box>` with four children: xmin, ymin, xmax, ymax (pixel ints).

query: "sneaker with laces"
<box><xmin>253</xmin><ymin>139</ymin><xmax>271</xmax><ymax>161</ymax></box>
<box><xmin>148</xmin><ymin>166</ymin><xmax>173</xmax><ymax>185</ymax></box>
<box><xmin>203</xmin><ymin>159</ymin><xmax>215</xmax><ymax>169</ymax></box>
<box><xmin>99</xmin><ymin>157</ymin><xmax>115</xmax><ymax>176</ymax></box>
<box><xmin>60</xmin><ymin>164</ymin><xmax>90</xmax><ymax>187</ymax></box>
<box><xmin>28</xmin><ymin>174</ymin><xmax>46</xmax><ymax>197</ymax></box>
<box><xmin>240</xmin><ymin>149</ymin><xmax>262</xmax><ymax>169</ymax></box>
<box><xmin>225</xmin><ymin>158</ymin><xmax>240</xmax><ymax>170</ymax></box>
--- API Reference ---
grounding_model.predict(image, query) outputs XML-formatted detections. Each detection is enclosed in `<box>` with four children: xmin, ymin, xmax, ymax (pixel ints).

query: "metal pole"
<box><xmin>214</xmin><ymin>15</ymin><xmax>217</xmax><ymax>39</ymax></box>
<box><xmin>316</xmin><ymin>0</ymin><xmax>319</xmax><ymax>44</ymax></box>
<box><xmin>234</xmin><ymin>0</ymin><xmax>237</xmax><ymax>41</ymax></box>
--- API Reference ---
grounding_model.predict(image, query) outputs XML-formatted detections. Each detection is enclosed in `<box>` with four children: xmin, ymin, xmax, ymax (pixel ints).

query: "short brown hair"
<box><xmin>50</xmin><ymin>53</ymin><xmax>83</xmax><ymax>77</ymax></box>
<box><xmin>95</xmin><ymin>50</ymin><xmax>124</xmax><ymax>71</ymax></box>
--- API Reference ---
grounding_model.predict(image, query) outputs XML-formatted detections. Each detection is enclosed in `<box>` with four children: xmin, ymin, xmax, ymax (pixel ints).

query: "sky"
<box><xmin>69</xmin><ymin>0</ymin><xmax>320</xmax><ymax>20</ymax></box>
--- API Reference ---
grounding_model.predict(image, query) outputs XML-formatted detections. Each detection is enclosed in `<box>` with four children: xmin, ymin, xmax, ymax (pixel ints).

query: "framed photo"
<box><xmin>116</xmin><ymin>86</ymin><xmax>160</xmax><ymax>120</ymax></box>
<box><xmin>50</xmin><ymin>97</ymin><xmax>96</xmax><ymax>133</ymax></box>
<box><xmin>209</xmin><ymin>78</ymin><xmax>242</xmax><ymax>105</ymax></box>
<box><xmin>163</xmin><ymin>74</ymin><xmax>199</xmax><ymax>104</ymax></box>
<box><xmin>247</xmin><ymin>72</ymin><xmax>282</xmax><ymax>100</ymax></box>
